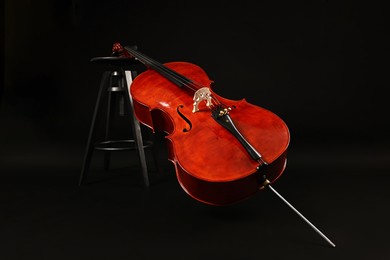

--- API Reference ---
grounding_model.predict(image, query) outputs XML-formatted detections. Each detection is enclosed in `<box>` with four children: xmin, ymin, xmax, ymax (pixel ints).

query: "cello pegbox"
<box><xmin>112</xmin><ymin>42</ymin><xmax>133</xmax><ymax>58</ymax></box>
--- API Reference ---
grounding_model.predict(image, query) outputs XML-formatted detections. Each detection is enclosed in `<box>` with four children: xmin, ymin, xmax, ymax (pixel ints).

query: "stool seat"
<box><xmin>90</xmin><ymin>56</ymin><xmax>144</xmax><ymax>70</ymax></box>
<box><xmin>79</xmin><ymin>56</ymin><xmax>156</xmax><ymax>187</ymax></box>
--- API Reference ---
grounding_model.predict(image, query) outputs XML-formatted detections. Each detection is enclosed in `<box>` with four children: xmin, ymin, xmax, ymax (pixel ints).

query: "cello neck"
<box><xmin>123</xmin><ymin>46</ymin><xmax>195</xmax><ymax>90</ymax></box>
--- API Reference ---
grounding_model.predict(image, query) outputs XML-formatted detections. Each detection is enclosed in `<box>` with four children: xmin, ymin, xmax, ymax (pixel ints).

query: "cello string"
<box><xmin>124</xmin><ymin>47</ymin><xmax>197</xmax><ymax>90</ymax></box>
<box><xmin>124</xmin><ymin>46</ymin><xmax>211</xmax><ymax>93</ymax></box>
<box><xmin>126</xmin><ymin>46</ymin><xmax>201</xmax><ymax>91</ymax></box>
<box><xmin>133</xmin><ymin>48</ymin><xmax>222</xmax><ymax>106</ymax></box>
<box><xmin>124</xmin><ymin>46</ymin><xmax>223</xmax><ymax>107</ymax></box>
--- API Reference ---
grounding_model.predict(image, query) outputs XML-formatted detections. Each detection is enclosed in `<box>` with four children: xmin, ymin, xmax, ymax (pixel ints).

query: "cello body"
<box><xmin>129</xmin><ymin>61</ymin><xmax>290</xmax><ymax>206</ymax></box>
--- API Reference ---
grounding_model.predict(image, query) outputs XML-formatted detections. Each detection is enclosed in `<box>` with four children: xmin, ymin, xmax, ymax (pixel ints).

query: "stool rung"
<box><xmin>94</xmin><ymin>140</ymin><xmax>153</xmax><ymax>151</ymax></box>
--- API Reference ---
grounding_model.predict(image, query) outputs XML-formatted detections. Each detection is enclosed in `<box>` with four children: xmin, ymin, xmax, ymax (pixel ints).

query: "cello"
<box><xmin>112</xmin><ymin>43</ymin><xmax>335</xmax><ymax>247</ymax></box>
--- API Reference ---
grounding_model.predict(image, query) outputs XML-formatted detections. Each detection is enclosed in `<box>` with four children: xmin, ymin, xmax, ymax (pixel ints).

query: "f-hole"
<box><xmin>177</xmin><ymin>105</ymin><xmax>192</xmax><ymax>132</ymax></box>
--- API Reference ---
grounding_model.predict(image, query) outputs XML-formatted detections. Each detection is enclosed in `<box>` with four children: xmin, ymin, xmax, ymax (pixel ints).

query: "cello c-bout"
<box><xmin>114</xmin><ymin>43</ymin><xmax>290</xmax><ymax>206</ymax></box>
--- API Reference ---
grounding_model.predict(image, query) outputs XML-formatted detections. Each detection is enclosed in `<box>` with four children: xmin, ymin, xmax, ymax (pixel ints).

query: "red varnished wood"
<box><xmin>130</xmin><ymin>62</ymin><xmax>290</xmax><ymax>205</ymax></box>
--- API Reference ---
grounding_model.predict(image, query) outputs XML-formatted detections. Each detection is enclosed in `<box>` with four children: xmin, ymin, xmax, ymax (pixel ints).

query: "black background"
<box><xmin>1</xmin><ymin>1</ymin><xmax>389</xmax><ymax>259</ymax></box>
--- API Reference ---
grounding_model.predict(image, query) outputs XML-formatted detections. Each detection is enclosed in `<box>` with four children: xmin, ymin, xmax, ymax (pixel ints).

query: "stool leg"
<box><xmin>79</xmin><ymin>71</ymin><xmax>110</xmax><ymax>186</ymax></box>
<box><xmin>124</xmin><ymin>70</ymin><xmax>150</xmax><ymax>187</ymax></box>
<box><xmin>103</xmin><ymin>87</ymin><xmax>113</xmax><ymax>171</ymax></box>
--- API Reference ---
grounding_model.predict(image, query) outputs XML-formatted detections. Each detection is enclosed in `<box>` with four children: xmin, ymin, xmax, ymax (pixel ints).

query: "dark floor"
<box><xmin>1</xmin><ymin>133</ymin><xmax>389</xmax><ymax>260</ymax></box>
<box><xmin>0</xmin><ymin>107</ymin><xmax>389</xmax><ymax>260</ymax></box>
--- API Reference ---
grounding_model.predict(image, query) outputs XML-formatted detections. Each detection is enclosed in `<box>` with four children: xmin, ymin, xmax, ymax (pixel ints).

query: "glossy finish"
<box><xmin>130</xmin><ymin>61</ymin><xmax>290</xmax><ymax>205</ymax></box>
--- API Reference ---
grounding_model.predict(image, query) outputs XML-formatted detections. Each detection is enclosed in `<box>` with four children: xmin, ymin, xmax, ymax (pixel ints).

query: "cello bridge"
<box><xmin>192</xmin><ymin>87</ymin><xmax>212</xmax><ymax>113</ymax></box>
